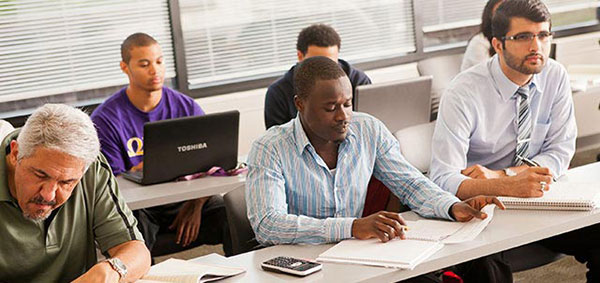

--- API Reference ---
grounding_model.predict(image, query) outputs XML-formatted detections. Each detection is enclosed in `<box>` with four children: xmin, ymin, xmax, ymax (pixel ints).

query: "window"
<box><xmin>0</xmin><ymin>0</ymin><xmax>599</xmax><ymax>114</ymax></box>
<box><xmin>0</xmin><ymin>0</ymin><xmax>175</xmax><ymax>103</ymax></box>
<box><xmin>420</xmin><ymin>0</ymin><xmax>486</xmax><ymax>49</ymax></box>
<box><xmin>548</xmin><ymin>1</ymin><xmax>600</xmax><ymax>29</ymax></box>
<box><xmin>179</xmin><ymin>0</ymin><xmax>416</xmax><ymax>90</ymax></box>
<box><xmin>421</xmin><ymin>0</ymin><xmax>600</xmax><ymax>50</ymax></box>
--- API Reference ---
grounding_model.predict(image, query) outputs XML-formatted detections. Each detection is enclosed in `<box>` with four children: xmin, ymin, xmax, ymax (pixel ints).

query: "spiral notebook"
<box><xmin>497</xmin><ymin>182</ymin><xmax>600</xmax><ymax>211</ymax></box>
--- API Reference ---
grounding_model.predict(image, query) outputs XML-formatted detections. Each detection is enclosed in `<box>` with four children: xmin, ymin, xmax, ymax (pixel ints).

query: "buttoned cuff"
<box><xmin>531</xmin><ymin>155</ymin><xmax>562</xmax><ymax>177</ymax></box>
<box><xmin>436</xmin><ymin>196</ymin><xmax>461</xmax><ymax>221</ymax></box>
<box><xmin>444</xmin><ymin>174</ymin><xmax>470</xmax><ymax>196</ymax></box>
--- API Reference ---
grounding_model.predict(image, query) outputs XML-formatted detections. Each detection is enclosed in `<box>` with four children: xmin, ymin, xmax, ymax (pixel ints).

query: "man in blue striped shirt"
<box><xmin>246</xmin><ymin>56</ymin><xmax>509</xmax><ymax>282</ymax></box>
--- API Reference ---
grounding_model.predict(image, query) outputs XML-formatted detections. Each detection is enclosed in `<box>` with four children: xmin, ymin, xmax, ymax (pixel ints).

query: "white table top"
<box><xmin>118</xmin><ymin>174</ymin><xmax>246</xmax><ymax>210</ymax></box>
<box><xmin>189</xmin><ymin>162</ymin><xmax>600</xmax><ymax>283</ymax></box>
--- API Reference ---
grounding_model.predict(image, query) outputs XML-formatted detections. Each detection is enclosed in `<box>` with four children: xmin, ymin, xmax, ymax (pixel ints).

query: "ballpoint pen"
<box><xmin>518</xmin><ymin>156</ymin><xmax>557</xmax><ymax>182</ymax></box>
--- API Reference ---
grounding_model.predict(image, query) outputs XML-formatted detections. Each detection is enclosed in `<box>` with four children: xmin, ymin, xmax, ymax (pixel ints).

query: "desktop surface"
<box><xmin>118</xmin><ymin>174</ymin><xmax>246</xmax><ymax>210</ymax></box>
<box><xmin>189</xmin><ymin>162</ymin><xmax>600</xmax><ymax>282</ymax></box>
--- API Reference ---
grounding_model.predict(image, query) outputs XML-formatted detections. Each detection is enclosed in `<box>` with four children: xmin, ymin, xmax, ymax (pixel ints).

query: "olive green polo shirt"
<box><xmin>0</xmin><ymin>130</ymin><xmax>143</xmax><ymax>282</ymax></box>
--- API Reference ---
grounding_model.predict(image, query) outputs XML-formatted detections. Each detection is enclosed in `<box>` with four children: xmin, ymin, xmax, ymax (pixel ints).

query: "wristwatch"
<box><xmin>103</xmin><ymin>257</ymin><xmax>128</xmax><ymax>280</ymax></box>
<box><xmin>504</xmin><ymin>168</ymin><xmax>517</xmax><ymax>177</ymax></box>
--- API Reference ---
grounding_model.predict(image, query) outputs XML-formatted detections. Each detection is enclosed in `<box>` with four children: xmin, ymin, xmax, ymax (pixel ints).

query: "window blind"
<box><xmin>546</xmin><ymin>0</ymin><xmax>600</xmax><ymax>13</ymax></box>
<box><xmin>179</xmin><ymin>0</ymin><xmax>416</xmax><ymax>89</ymax></box>
<box><xmin>422</xmin><ymin>0</ymin><xmax>600</xmax><ymax>33</ymax></box>
<box><xmin>0</xmin><ymin>0</ymin><xmax>175</xmax><ymax>103</ymax></box>
<box><xmin>421</xmin><ymin>0</ymin><xmax>486</xmax><ymax>33</ymax></box>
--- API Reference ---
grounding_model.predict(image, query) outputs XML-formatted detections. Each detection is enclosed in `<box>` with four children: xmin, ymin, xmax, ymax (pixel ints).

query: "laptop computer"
<box><xmin>121</xmin><ymin>110</ymin><xmax>239</xmax><ymax>185</ymax></box>
<box><xmin>355</xmin><ymin>76</ymin><xmax>432</xmax><ymax>134</ymax></box>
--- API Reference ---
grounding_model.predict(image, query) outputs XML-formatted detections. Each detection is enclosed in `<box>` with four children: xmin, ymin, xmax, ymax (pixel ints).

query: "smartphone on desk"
<box><xmin>261</xmin><ymin>256</ymin><xmax>322</xmax><ymax>277</ymax></box>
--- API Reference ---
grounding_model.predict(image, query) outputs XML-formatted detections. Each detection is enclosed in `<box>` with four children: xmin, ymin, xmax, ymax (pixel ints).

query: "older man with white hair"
<box><xmin>0</xmin><ymin>104</ymin><xmax>150</xmax><ymax>282</ymax></box>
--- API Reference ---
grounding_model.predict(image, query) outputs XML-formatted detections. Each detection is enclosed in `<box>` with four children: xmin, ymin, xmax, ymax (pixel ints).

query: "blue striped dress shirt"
<box><xmin>246</xmin><ymin>112</ymin><xmax>460</xmax><ymax>246</ymax></box>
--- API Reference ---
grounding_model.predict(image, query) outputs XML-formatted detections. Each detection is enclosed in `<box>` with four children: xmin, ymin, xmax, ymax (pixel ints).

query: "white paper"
<box><xmin>317</xmin><ymin>238</ymin><xmax>443</xmax><ymax>270</ymax></box>
<box><xmin>404</xmin><ymin>204</ymin><xmax>495</xmax><ymax>244</ymax></box>
<box><xmin>139</xmin><ymin>258</ymin><xmax>245</xmax><ymax>283</ymax></box>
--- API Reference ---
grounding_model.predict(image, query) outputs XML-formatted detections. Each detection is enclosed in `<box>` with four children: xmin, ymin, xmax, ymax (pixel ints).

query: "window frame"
<box><xmin>2</xmin><ymin>0</ymin><xmax>599</xmax><ymax>123</ymax></box>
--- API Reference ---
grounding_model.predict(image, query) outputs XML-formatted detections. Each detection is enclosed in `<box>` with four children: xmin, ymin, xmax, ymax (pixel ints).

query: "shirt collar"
<box><xmin>0</xmin><ymin>129</ymin><xmax>18</xmax><ymax>203</ymax></box>
<box><xmin>292</xmin><ymin>114</ymin><xmax>357</xmax><ymax>155</ymax></box>
<box><xmin>490</xmin><ymin>55</ymin><xmax>543</xmax><ymax>101</ymax></box>
<box><xmin>293</xmin><ymin>115</ymin><xmax>312</xmax><ymax>154</ymax></box>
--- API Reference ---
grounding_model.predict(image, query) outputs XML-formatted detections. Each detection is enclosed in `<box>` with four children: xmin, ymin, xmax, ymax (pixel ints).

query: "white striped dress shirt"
<box><xmin>246</xmin><ymin>112</ymin><xmax>460</xmax><ymax>246</ymax></box>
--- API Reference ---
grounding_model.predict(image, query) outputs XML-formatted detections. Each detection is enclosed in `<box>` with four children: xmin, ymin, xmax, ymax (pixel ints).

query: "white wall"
<box><xmin>196</xmin><ymin>63</ymin><xmax>420</xmax><ymax>155</ymax></box>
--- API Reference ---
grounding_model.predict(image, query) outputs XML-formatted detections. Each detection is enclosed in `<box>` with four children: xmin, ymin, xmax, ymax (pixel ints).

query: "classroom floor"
<box><xmin>155</xmin><ymin>147</ymin><xmax>600</xmax><ymax>283</ymax></box>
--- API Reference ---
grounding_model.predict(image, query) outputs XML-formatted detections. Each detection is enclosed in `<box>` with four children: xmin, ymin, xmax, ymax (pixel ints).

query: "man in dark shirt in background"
<box><xmin>264</xmin><ymin>23</ymin><xmax>371</xmax><ymax>129</ymax></box>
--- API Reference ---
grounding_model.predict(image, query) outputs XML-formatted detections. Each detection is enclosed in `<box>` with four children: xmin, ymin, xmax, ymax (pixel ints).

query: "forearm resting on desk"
<box><xmin>252</xmin><ymin>211</ymin><xmax>355</xmax><ymax>245</ymax></box>
<box><xmin>456</xmin><ymin>167</ymin><xmax>554</xmax><ymax>200</ymax></box>
<box><xmin>456</xmin><ymin>178</ymin><xmax>510</xmax><ymax>200</ymax></box>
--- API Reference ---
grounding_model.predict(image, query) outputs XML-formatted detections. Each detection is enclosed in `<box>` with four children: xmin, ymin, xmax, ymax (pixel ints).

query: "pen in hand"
<box><xmin>518</xmin><ymin>156</ymin><xmax>557</xmax><ymax>182</ymax></box>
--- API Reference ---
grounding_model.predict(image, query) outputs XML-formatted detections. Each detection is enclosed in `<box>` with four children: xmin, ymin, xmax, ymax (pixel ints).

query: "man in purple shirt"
<box><xmin>91</xmin><ymin>33</ymin><xmax>231</xmax><ymax>256</ymax></box>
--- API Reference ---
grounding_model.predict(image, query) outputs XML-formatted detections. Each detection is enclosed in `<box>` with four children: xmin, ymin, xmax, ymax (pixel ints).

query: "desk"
<box><xmin>118</xmin><ymin>174</ymin><xmax>246</xmax><ymax>210</ymax></box>
<box><xmin>190</xmin><ymin>162</ymin><xmax>600</xmax><ymax>282</ymax></box>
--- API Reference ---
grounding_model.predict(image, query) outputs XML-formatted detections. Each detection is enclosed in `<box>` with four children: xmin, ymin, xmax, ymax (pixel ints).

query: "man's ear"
<box><xmin>294</xmin><ymin>95</ymin><xmax>304</xmax><ymax>112</ymax></box>
<box><xmin>9</xmin><ymin>140</ymin><xmax>18</xmax><ymax>163</ymax></box>
<box><xmin>491</xmin><ymin>37</ymin><xmax>503</xmax><ymax>55</ymax></box>
<box><xmin>120</xmin><ymin>61</ymin><xmax>129</xmax><ymax>75</ymax></box>
<box><xmin>297</xmin><ymin>50</ymin><xmax>305</xmax><ymax>62</ymax></box>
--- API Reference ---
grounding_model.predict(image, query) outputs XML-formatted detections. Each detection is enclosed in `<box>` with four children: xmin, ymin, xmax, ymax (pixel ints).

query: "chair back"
<box><xmin>0</xmin><ymin>120</ymin><xmax>14</xmax><ymax>141</ymax></box>
<box><xmin>417</xmin><ymin>54</ymin><xmax>463</xmax><ymax>120</ymax></box>
<box><xmin>223</xmin><ymin>184</ymin><xmax>259</xmax><ymax>255</ymax></box>
<box><xmin>394</xmin><ymin>122</ymin><xmax>436</xmax><ymax>173</ymax></box>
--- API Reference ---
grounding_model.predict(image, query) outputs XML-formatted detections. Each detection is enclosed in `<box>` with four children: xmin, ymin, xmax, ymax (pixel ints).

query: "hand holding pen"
<box><xmin>517</xmin><ymin>156</ymin><xmax>557</xmax><ymax>182</ymax></box>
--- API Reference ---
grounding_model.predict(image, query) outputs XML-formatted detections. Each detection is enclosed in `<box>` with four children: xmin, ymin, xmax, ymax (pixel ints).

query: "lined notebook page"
<box><xmin>498</xmin><ymin>182</ymin><xmax>600</xmax><ymax>210</ymax></box>
<box><xmin>404</xmin><ymin>204</ymin><xmax>495</xmax><ymax>243</ymax></box>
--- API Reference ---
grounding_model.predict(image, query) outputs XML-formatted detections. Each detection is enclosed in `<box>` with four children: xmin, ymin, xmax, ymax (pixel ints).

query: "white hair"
<box><xmin>17</xmin><ymin>104</ymin><xmax>100</xmax><ymax>168</ymax></box>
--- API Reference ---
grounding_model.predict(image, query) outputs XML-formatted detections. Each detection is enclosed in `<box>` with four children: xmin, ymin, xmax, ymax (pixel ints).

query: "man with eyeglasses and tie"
<box><xmin>430</xmin><ymin>0</ymin><xmax>600</xmax><ymax>281</ymax></box>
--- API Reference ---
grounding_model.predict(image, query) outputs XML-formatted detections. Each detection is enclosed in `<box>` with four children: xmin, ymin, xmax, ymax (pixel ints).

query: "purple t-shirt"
<box><xmin>91</xmin><ymin>86</ymin><xmax>204</xmax><ymax>175</ymax></box>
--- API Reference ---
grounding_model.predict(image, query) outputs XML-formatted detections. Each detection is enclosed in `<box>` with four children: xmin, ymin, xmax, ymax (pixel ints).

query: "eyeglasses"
<box><xmin>502</xmin><ymin>32</ymin><xmax>554</xmax><ymax>44</ymax></box>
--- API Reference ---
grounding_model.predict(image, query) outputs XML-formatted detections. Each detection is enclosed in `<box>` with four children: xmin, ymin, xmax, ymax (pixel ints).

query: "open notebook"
<box><xmin>404</xmin><ymin>204</ymin><xmax>495</xmax><ymax>244</ymax></box>
<box><xmin>317</xmin><ymin>205</ymin><xmax>495</xmax><ymax>269</ymax></box>
<box><xmin>138</xmin><ymin>258</ymin><xmax>245</xmax><ymax>283</ymax></box>
<box><xmin>498</xmin><ymin>182</ymin><xmax>600</xmax><ymax>211</ymax></box>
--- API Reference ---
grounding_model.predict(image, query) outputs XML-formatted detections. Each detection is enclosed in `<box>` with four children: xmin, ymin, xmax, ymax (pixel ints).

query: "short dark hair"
<box><xmin>296</xmin><ymin>24</ymin><xmax>341</xmax><ymax>55</ymax></box>
<box><xmin>480</xmin><ymin>0</ymin><xmax>505</xmax><ymax>56</ymax></box>
<box><xmin>294</xmin><ymin>56</ymin><xmax>347</xmax><ymax>99</ymax></box>
<box><xmin>121</xmin><ymin>33</ymin><xmax>158</xmax><ymax>63</ymax></box>
<box><xmin>492</xmin><ymin>0</ymin><xmax>551</xmax><ymax>42</ymax></box>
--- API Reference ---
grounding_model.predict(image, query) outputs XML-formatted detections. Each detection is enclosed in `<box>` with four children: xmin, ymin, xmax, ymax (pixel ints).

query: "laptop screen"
<box><xmin>139</xmin><ymin>110</ymin><xmax>239</xmax><ymax>185</ymax></box>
